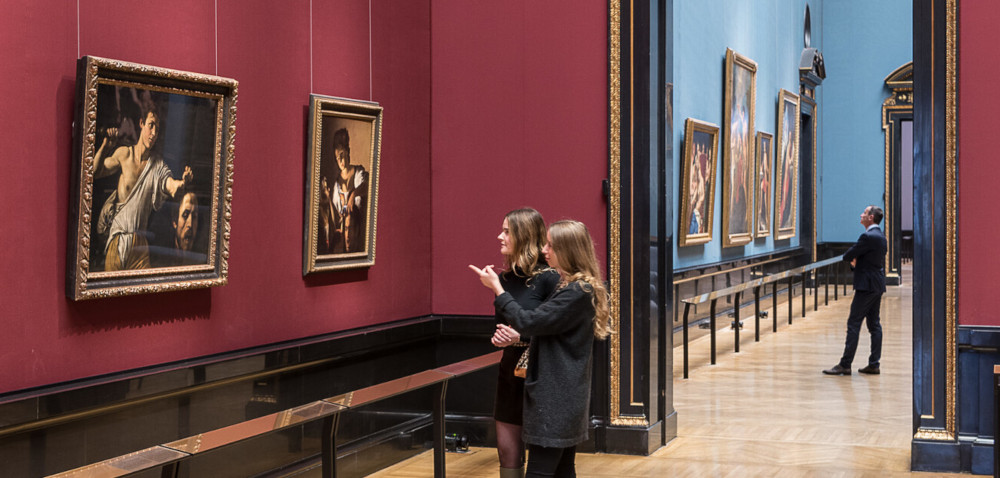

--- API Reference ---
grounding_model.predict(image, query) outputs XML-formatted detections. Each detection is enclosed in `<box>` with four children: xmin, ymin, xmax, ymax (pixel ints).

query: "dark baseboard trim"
<box><xmin>911</xmin><ymin>438</ymin><xmax>961</xmax><ymax>472</ymax></box>
<box><xmin>0</xmin><ymin>314</ymin><xmax>499</xmax><ymax>477</ymax></box>
<box><xmin>967</xmin><ymin>436</ymin><xmax>995</xmax><ymax>475</ymax></box>
<box><xmin>603</xmin><ymin>421</ymin><xmax>663</xmax><ymax>455</ymax></box>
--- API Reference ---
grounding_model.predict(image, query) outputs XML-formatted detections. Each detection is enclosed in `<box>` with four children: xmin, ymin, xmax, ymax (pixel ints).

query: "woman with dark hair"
<box><xmin>489</xmin><ymin>208</ymin><xmax>560</xmax><ymax>478</ymax></box>
<box><xmin>471</xmin><ymin>219</ymin><xmax>611</xmax><ymax>478</ymax></box>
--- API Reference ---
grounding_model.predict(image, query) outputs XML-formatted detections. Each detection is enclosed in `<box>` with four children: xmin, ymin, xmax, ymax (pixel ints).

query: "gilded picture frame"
<box><xmin>304</xmin><ymin>95</ymin><xmax>383</xmax><ymax>275</ymax></box>
<box><xmin>678</xmin><ymin>118</ymin><xmax>720</xmax><ymax>247</ymax></box>
<box><xmin>722</xmin><ymin>48</ymin><xmax>757</xmax><ymax>247</ymax></box>
<box><xmin>754</xmin><ymin>131</ymin><xmax>773</xmax><ymax>238</ymax></box>
<box><xmin>774</xmin><ymin>89</ymin><xmax>800</xmax><ymax>240</ymax></box>
<box><xmin>67</xmin><ymin>56</ymin><xmax>238</xmax><ymax>301</ymax></box>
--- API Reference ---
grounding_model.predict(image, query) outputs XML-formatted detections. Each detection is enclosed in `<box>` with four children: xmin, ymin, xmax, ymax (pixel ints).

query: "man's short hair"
<box><xmin>140</xmin><ymin>101</ymin><xmax>160</xmax><ymax>124</ymax></box>
<box><xmin>332</xmin><ymin>128</ymin><xmax>350</xmax><ymax>153</ymax></box>
<box><xmin>867</xmin><ymin>205</ymin><xmax>884</xmax><ymax>225</ymax></box>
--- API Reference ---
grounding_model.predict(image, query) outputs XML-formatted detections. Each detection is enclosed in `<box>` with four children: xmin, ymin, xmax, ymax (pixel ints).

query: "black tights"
<box><xmin>525</xmin><ymin>444</ymin><xmax>576</xmax><ymax>477</ymax></box>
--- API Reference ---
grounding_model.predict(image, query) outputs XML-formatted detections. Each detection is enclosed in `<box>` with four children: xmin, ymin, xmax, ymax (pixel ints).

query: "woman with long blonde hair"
<box><xmin>471</xmin><ymin>219</ymin><xmax>611</xmax><ymax>477</ymax></box>
<box><xmin>489</xmin><ymin>208</ymin><xmax>560</xmax><ymax>478</ymax></box>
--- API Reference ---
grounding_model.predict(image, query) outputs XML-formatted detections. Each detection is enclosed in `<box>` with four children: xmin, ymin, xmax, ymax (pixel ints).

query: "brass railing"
<box><xmin>48</xmin><ymin>351</ymin><xmax>503</xmax><ymax>478</ymax></box>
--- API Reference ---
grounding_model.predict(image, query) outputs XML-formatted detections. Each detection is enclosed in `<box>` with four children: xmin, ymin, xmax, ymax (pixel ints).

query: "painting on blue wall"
<box><xmin>754</xmin><ymin>131</ymin><xmax>773</xmax><ymax>238</ymax></box>
<box><xmin>722</xmin><ymin>48</ymin><xmax>757</xmax><ymax>247</ymax></box>
<box><xmin>679</xmin><ymin>118</ymin><xmax>720</xmax><ymax>246</ymax></box>
<box><xmin>774</xmin><ymin>89</ymin><xmax>801</xmax><ymax>240</ymax></box>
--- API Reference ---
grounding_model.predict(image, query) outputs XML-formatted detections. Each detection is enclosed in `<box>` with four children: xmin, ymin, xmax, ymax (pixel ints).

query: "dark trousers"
<box><xmin>526</xmin><ymin>444</ymin><xmax>576</xmax><ymax>477</ymax></box>
<box><xmin>838</xmin><ymin>289</ymin><xmax>883</xmax><ymax>368</ymax></box>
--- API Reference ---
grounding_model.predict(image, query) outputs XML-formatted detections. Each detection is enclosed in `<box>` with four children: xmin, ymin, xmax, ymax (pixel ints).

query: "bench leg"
<box><xmin>710</xmin><ymin>300</ymin><xmax>717</xmax><ymax>365</ymax></box>
<box><xmin>321</xmin><ymin>414</ymin><xmax>340</xmax><ymax>478</ymax></box>
<box><xmin>683</xmin><ymin>303</ymin><xmax>690</xmax><ymax>379</ymax></box>
<box><xmin>434</xmin><ymin>381</ymin><xmax>448</xmax><ymax>478</ymax></box>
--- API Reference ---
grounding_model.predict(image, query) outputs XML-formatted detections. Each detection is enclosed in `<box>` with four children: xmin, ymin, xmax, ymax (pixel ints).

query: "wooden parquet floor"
<box><xmin>367</xmin><ymin>270</ymin><xmax>976</xmax><ymax>477</ymax></box>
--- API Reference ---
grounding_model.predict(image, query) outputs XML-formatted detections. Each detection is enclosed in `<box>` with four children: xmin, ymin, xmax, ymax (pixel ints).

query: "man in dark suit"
<box><xmin>823</xmin><ymin>205</ymin><xmax>887</xmax><ymax>376</ymax></box>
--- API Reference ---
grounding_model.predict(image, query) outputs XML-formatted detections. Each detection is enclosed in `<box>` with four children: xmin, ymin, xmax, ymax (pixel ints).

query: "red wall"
<box><xmin>0</xmin><ymin>0</ymin><xmax>609</xmax><ymax>393</ymax></box>
<box><xmin>958</xmin><ymin>2</ymin><xmax>1000</xmax><ymax>326</ymax></box>
<box><xmin>0</xmin><ymin>0</ymin><xmax>433</xmax><ymax>393</ymax></box>
<box><xmin>430</xmin><ymin>1</ymin><xmax>609</xmax><ymax>314</ymax></box>
<box><xmin>0</xmin><ymin>0</ymin><xmax>607</xmax><ymax>393</ymax></box>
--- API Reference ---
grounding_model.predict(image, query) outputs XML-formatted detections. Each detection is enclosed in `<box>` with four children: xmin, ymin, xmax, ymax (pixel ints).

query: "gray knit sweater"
<box><xmin>494</xmin><ymin>281</ymin><xmax>595</xmax><ymax>448</ymax></box>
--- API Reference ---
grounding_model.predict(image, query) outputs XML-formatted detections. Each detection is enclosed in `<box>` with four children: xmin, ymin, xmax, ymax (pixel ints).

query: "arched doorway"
<box><xmin>882</xmin><ymin>62</ymin><xmax>913</xmax><ymax>285</ymax></box>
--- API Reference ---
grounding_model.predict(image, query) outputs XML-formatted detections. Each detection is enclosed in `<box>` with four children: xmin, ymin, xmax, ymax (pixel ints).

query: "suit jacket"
<box><xmin>843</xmin><ymin>226</ymin><xmax>887</xmax><ymax>293</ymax></box>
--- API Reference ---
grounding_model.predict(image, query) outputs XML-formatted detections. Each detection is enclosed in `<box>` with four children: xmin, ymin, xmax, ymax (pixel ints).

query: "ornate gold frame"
<box><xmin>303</xmin><ymin>95</ymin><xmax>383</xmax><ymax>275</ymax></box>
<box><xmin>67</xmin><ymin>56</ymin><xmax>237</xmax><ymax>300</ymax></box>
<box><xmin>774</xmin><ymin>89</ymin><xmax>800</xmax><ymax>241</ymax></box>
<box><xmin>754</xmin><ymin>131</ymin><xmax>773</xmax><ymax>238</ymax></box>
<box><xmin>678</xmin><ymin>119</ymin><xmax>720</xmax><ymax>246</ymax></box>
<box><xmin>722</xmin><ymin>48</ymin><xmax>757</xmax><ymax>247</ymax></box>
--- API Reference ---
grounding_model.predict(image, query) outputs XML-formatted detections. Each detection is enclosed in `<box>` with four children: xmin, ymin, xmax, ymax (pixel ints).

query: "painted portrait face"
<box><xmin>139</xmin><ymin>112</ymin><xmax>159</xmax><ymax>150</ymax></box>
<box><xmin>174</xmin><ymin>192</ymin><xmax>199</xmax><ymax>251</ymax></box>
<box><xmin>335</xmin><ymin>146</ymin><xmax>349</xmax><ymax>171</ymax></box>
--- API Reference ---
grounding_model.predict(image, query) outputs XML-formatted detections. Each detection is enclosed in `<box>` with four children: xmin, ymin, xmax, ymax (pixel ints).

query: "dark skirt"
<box><xmin>493</xmin><ymin>345</ymin><xmax>527</xmax><ymax>424</ymax></box>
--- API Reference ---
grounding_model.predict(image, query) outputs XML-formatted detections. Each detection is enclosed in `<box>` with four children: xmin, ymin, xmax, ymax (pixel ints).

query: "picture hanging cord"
<box><xmin>369</xmin><ymin>0</ymin><xmax>373</xmax><ymax>101</ymax></box>
<box><xmin>215</xmin><ymin>0</ymin><xmax>219</xmax><ymax>76</ymax></box>
<box><xmin>74</xmin><ymin>0</ymin><xmax>362</xmax><ymax>95</ymax></box>
<box><xmin>75</xmin><ymin>1</ymin><xmax>220</xmax><ymax>73</ymax></box>
<box><xmin>310</xmin><ymin>0</ymin><xmax>314</xmax><ymax>93</ymax></box>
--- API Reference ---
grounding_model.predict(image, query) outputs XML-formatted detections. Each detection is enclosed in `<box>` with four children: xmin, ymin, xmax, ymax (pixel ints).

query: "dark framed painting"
<box><xmin>722</xmin><ymin>48</ymin><xmax>757</xmax><ymax>247</ymax></box>
<box><xmin>678</xmin><ymin>118</ymin><xmax>720</xmax><ymax>247</ymax></box>
<box><xmin>774</xmin><ymin>89</ymin><xmax>801</xmax><ymax>240</ymax></box>
<box><xmin>304</xmin><ymin>95</ymin><xmax>383</xmax><ymax>275</ymax></box>
<box><xmin>754</xmin><ymin>131</ymin><xmax>773</xmax><ymax>238</ymax></box>
<box><xmin>67</xmin><ymin>56</ymin><xmax>238</xmax><ymax>300</ymax></box>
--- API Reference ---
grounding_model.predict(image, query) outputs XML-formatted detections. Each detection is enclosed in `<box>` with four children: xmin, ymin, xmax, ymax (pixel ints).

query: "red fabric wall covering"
<box><xmin>0</xmin><ymin>0</ymin><xmax>432</xmax><ymax>393</ymax></box>
<box><xmin>429</xmin><ymin>1</ymin><xmax>609</xmax><ymax>315</ymax></box>
<box><xmin>957</xmin><ymin>3</ymin><xmax>1000</xmax><ymax>326</ymax></box>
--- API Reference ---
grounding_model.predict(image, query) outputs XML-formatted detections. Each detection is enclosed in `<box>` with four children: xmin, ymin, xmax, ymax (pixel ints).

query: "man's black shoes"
<box><xmin>858</xmin><ymin>364</ymin><xmax>880</xmax><ymax>375</ymax></box>
<box><xmin>822</xmin><ymin>364</ymin><xmax>851</xmax><ymax>375</ymax></box>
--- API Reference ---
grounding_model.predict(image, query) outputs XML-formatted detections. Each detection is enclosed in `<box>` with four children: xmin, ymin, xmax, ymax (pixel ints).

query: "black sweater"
<box><xmin>494</xmin><ymin>281</ymin><xmax>595</xmax><ymax>448</ymax></box>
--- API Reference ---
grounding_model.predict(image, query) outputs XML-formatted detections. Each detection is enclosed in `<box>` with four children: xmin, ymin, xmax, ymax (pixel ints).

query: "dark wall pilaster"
<box><xmin>603</xmin><ymin>0</ymin><xmax>673</xmax><ymax>454</ymax></box>
<box><xmin>911</xmin><ymin>0</ymin><xmax>960</xmax><ymax>472</ymax></box>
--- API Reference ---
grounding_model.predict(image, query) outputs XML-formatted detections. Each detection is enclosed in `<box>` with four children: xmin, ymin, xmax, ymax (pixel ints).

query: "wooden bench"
<box><xmin>680</xmin><ymin>255</ymin><xmax>845</xmax><ymax>378</ymax></box>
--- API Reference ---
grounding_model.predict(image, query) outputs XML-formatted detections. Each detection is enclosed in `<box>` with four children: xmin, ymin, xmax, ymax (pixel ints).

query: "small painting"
<box><xmin>304</xmin><ymin>95</ymin><xmax>383</xmax><ymax>274</ymax></box>
<box><xmin>679</xmin><ymin>118</ymin><xmax>720</xmax><ymax>247</ymax></box>
<box><xmin>722</xmin><ymin>48</ymin><xmax>757</xmax><ymax>247</ymax></box>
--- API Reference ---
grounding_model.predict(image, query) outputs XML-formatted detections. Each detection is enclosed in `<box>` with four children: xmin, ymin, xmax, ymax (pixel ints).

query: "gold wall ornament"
<box><xmin>914</xmin><ymin>427</ymin><xmax>955</xmax><ymax>441</ymax></box>
<box><xmin>944</xmin><ymin>0</ymin><xmax>957</xmax><ymax>439</ymax></box>
<box><xmin>608</xmin><ymin>0</ymin><xmax>625</xmax><ymax>427</ymax></box>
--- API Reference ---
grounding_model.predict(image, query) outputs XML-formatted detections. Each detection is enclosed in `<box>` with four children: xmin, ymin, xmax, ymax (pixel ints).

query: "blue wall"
<box><xmin>819</xmin><ymin>1</ymin><xmax>911</xmax><ymax>242</ymax></box>
<box><xmin>673</xmin><ymin>0</ymin><xmax>817</xmax><ymax>268</ymax></box>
